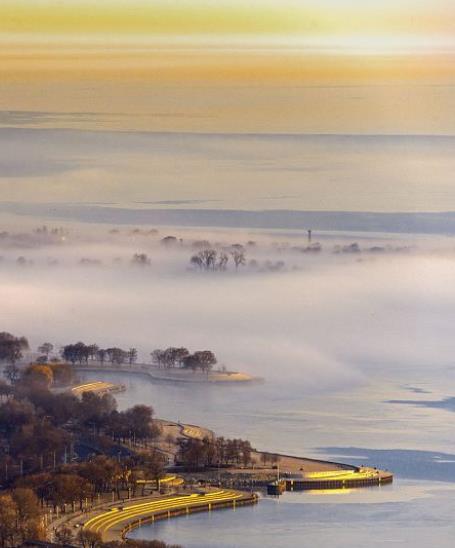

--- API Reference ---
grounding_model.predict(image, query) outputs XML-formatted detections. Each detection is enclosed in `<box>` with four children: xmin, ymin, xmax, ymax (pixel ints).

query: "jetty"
<box><xmin>267</xmin><ymin>467</ymin><xmax>393</xmax><ymax>495</ymax></box>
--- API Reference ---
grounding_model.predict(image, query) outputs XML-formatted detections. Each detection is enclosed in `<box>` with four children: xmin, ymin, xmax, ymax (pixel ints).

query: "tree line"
<box><xmin>0</xmin><ymin>367</ymin><xmax>174</xmax><ymax>547</ymax></box>
<box><xmin>62</xmin><ymin>343</ymin><xmax>138</xmax><ymax>367</ymax></box>
<box><xmin>178</xmin><ymin>436</ymin><xmax>253</xmax><ymax>469</ymax></box>
<box><xmin>0</xmin><ymin>365</ymin><xmax>165</xmax><ymax>490</ymax></box>
<box><xmin>0</xmin><ymin>333</ymin><xmax>221</xmax><ymax>377</ymax></box>
<box><xmin>150</xmin><ymin>347</ymin><xmax>217</xmax><ymax>373</ymax></box>
<box><xmin>190</xmin><ymin>246</ymin><xmax>246</xmax><ymax>272</ymax></box>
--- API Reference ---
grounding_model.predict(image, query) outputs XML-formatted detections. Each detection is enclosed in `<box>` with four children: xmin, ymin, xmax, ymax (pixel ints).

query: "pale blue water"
<box><xmin>79</xmin><ymin>368</ymin><xmax>455</xmax><ymax>547</ymax></box>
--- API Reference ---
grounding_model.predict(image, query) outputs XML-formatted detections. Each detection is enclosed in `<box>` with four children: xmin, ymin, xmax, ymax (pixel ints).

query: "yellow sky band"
<box><xmin>0</xmin><ymin>1</ymin><xmax>453</xmax><ymax>39</ymax></box>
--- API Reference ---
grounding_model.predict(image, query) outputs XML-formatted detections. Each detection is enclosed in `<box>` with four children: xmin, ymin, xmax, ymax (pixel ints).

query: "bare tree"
<box><xmin>38</xmin><ymin>342</ymin><xmax>53</xmax><ymax>359</ymax></box>
<box><xmin>151</xmin><ymin>349</ymin><xmax>165</xmax><ymax>368</ymax></box>
<box><xmin>230</xmin><ymin>249</ymin><xmax>246</xmax><ymax>270</ymax></box>
<box><xmin>54</xmin><ymin>526</ymin><xmax>74</xmax><ymax>545</ymax></box>
<box><xmin>217</xmin><ymin>252</ymin><xmax>229</xmax><ymax>271</ymax></box>
<box><xmin>3</xmin><ymin>364</ymin><xmax>21</xmax><ymax>385</ymax></box>
<box><xmin>131</xmin><ymin>253</ymin><xmax>151</xmax><ymax>266</ymax></box>
<box><xmin>77</xmin><ymin>529</ymin><xmax>103</xmax><ymax>548</ymax></box>
<box><xmin>190</xmin><ymin>248</ymin><xmax>218</xmax><ymax>271</ymax></box>
<box><xmin>0</xmin><ymin>332</ymin><xmax>29</xmax><ymax>365</ymax></box>
<box><xmin>127</xmin><ymin>348</ymin><xmax>138</xmax><ymax>366</ymax></box>
<box><xmin>96</xmin><ymin>348</ymin><xmax>107</xmax><ymax>365</ymax></box>
<box><xmin>106</xmin><ymin>347</ymin><xmax>127</xmax><ymax>365</ymax></box>
<box><xmin>190</xmin><ymin>254</ymin><xmax>203</xmax><ymax>270</ymax></box>
<box><xmin>165</xmin><ymin>433</ymin><xmax>175</xmax><ymax>450</ymax></box>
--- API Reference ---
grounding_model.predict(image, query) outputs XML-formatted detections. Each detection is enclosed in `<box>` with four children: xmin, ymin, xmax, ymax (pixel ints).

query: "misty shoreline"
<box><xmin>72</xmin><ymin>364</ymin><xmax>259</xmax><ymax>384</ymax></box>
<box><xmin>5</xmin><ymin>203</ymin><xmax>455</xmax><ymax>235</ymax></box>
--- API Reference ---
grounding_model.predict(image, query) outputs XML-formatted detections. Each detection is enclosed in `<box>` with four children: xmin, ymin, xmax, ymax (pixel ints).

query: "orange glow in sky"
<box><xmin>1</xmin><ymin>0</ymin><xmax>454</xmax><ymax>134</ymax></box>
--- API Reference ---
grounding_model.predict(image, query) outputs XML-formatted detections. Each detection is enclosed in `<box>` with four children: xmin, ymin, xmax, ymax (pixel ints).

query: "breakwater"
<box><xmin>267</xmin><ymin>468</ymin><xmax>393</xmax><ymax>495</ymax></box>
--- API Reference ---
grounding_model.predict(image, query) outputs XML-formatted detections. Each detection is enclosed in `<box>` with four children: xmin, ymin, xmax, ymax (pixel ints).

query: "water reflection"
<box><xmin>130</xmin><ymin>480</ymin><xmax>455</xmax><ymax>548</ymax></box>
<box><xmin>79</xmin><ymin>370</ymin><xmax>455</xmax><ymax>547</ymax></box>
<box><xmin>321</xmin><ymin>448</ymin><xmax>455</xmax><ymax>483</ymax></box>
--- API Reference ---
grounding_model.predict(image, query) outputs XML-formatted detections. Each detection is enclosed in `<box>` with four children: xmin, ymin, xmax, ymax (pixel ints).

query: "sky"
<box><xmin>1</xmin><ymin>0</ymin><xmax>455</xmax><ymax>134</ymax></box>
<box><xmin>2</xmin><ymin>0</ymin><xmax>455</xmax><ymax>42</ymax></box>
<box><xmin>0</xmin><ymin>1</ymin><xmax>454</xmax><ymax>210</ymax></box>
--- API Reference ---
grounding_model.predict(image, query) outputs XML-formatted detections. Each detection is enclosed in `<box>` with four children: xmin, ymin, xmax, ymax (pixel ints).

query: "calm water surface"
<box><xmin>80</xmin><ymin>367</ymin><xmax>455</xmax><ymax>547</ymax></box>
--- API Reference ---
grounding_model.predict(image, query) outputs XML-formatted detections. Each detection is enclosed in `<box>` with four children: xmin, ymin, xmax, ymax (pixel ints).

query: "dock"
<box><xmin>267</xmin><ymin>467</ymin><xmax>393</xmax><ymax>495</ymax></box>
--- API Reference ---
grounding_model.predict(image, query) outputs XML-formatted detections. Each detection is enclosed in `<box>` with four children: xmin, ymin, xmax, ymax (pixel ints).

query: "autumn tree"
<box><xmin>0</xmin><ymin>494</ymin><xmax>18</xmax><ymax>548</ymax></box>
<box><xmin>11</xmin><ymin>488</ymin><xmax>44</xmax><ymax>542</ymax></box>
<box><xmin>140</xmin><ymin>450</ymin><xmax>166</xmax><ymax>487</ymax></box>
<box><xmin>9</xmin><ymin>421</ymin><xmax>71</xmax><ymax>465</ymax></box>
<box><xmin>46</xmin><ymin>473</ymin><xmax>92</xmax><ymax>511</ymax></box>
<box><xmin>48</xmin><ymin>362</ymin><xmax>73</xmax><ymax>385</ymax></box>
<box><xmin>77</xmin><ymin>456</ymin><xmax>121</xmax><ymax>495</ymax></box>
<box><xmin>23</xmin><ymin>364</ymin><xmax>54</xmax><ymax>388</ymax></box>
<box><xmin>0</xmin><ymin>490</ymin><xmax>44</xmax><ymax>547</ymax></box>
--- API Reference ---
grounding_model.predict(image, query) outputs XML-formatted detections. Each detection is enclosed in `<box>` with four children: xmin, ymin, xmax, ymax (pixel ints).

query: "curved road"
<box><xmin>83</xmin><ymin>489</ymin><xmax>251</xmax><ymax>541</ymax></box>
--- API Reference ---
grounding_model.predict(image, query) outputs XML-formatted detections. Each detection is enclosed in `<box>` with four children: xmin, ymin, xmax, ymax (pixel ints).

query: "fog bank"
<box><xmin>1</xmin><ymin>226</ymin><xmax>454</xmax><ymax>393</ymax></box>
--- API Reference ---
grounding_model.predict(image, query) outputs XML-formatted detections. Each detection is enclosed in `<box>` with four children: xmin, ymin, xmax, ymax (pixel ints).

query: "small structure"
<box><xmin>267</xmin><ymin>467</ymin><xmax>393</xmax><ymax>494</ymax></box>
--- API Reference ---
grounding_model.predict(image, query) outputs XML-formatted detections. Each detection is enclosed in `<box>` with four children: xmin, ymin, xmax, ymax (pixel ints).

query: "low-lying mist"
<box><xmin>1</xmin><ymin>224</ymin><xmax>455</xmax><ymax>393</ymax></box>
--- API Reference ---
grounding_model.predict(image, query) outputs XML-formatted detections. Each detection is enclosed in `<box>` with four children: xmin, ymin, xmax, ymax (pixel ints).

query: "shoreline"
<box><xmin>82</xmin><ymin>490</ymin><xmax>258</xmax><ymax>543</ymax></box>
<box><xmin>48</xmin><ymin>398</ymin><xmax>393</xmax><ymax>544</ymax></box>
<box><xmin>73</xmin><ymin>363</ymin><xmax>260</xmax><ymax>384</ymax></box>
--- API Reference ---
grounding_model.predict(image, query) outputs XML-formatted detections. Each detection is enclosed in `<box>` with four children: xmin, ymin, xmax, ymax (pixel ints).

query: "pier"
<box><xmin>267</xmin><ymin>467</ymin><xmax>393</xmax><ymax>495</ymax></box>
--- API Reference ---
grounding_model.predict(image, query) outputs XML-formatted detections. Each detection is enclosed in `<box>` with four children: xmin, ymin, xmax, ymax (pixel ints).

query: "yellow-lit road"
<box><xmin>181</xmin><ymin>425</ymin><xmax>205</xmax><ymax>439</ymax></box>
<box><xmin>83</xmin><ymin>490</ymin><xmax>247</xmax><ymax>540</ymax></box>
<box><xmin>71</xmin><ymin>381</ymin><xmax>117</xmax><ymax>395</ymax></box>
<box><xmin>136</xmin><ymin>474</ymin><xmax>184</xmax><ymax>488</ymax></box>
